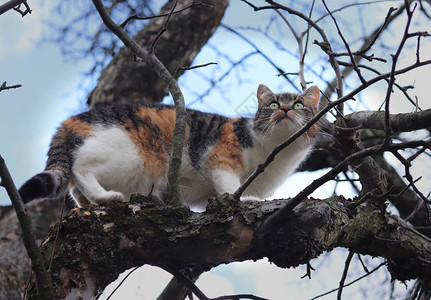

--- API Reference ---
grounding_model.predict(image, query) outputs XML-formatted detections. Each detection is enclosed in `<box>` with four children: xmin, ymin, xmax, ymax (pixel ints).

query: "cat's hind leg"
<box><xmin>72</xmin><ymin>171</ymin><xmax>125</xmax><ymax>205</ymax></box>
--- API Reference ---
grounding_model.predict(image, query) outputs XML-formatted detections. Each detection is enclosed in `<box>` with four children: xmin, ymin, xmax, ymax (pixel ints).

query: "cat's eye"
<box><xmin>293</xmin><ymin>102</ymin><xmax>304</xmax><ymax>109</ymax></box>
<box><xmin>269</xmin><ymin>102</ymin><xmax>280</xmax><ymax>110</ymax></box>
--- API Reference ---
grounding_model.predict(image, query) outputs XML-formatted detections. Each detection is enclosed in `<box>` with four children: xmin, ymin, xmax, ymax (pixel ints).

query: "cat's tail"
<box><xmin>19</xmin><ymin>126</ymin><xmax>72</xmax><ymax>204</ymax></box>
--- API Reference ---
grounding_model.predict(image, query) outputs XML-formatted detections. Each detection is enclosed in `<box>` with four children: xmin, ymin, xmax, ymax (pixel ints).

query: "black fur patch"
<box><xmin>19</xmin><ymin>173</ymin><xmax>55</xmax><ymax>203</ymax></box>
<box><xmin>186</xmin><ymin>110</ymin><xmax>228</xmax><ymax>170</ymax></box>
<box><xmin>233</xmin><ymin>118</ymin><xmax>253</xmax><ymax>148</ymax></box>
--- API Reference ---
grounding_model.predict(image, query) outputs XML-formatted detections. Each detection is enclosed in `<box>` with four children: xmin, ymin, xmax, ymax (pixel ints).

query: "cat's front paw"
<box><xmin>93</xmin><ymin>191</ymin><xmax>126</xmax><ymax>204</ymax></box>
<box><xmin>240</xmin><ymin>195</ymin><xmax>261</xmax><ymax>202</ymax></box>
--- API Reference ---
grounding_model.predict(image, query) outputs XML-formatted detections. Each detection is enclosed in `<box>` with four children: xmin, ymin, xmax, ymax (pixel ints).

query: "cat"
<box><xmin>19</xmin><ymin>84</ymin><xmax>320</xmax><ymax>210</ymax></box>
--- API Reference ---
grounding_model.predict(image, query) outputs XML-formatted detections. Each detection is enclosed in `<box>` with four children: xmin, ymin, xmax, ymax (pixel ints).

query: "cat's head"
<box><xmin>253</xmin><ymin>84</ymin><xmax>320</xmax><ymax>138</ymax></box>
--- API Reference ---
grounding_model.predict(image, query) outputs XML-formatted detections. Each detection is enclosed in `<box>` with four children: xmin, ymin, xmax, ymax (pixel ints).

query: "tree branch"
<box><xmin>0</xmin><ymin>155</ymin><xmax>53</xmax><ymax>299</ymax></box>
<box><xmin>0</xmin><ymin>81</ymin><xmax>22</xmax><ymax>92</ymax></box>
<box><xmin>0</xmin><ymin>0</ymin><xmax>29</xmax><ymax>16</ymax></box>
<box><xmin>345</xmin><ymin>109</ymin><xmax>431</xmax><ymax>133</ymax></box>
<box><xmin>23</xmin><ymin>194</ymin><xmax>431</xmax><ymax>298</ymax></box>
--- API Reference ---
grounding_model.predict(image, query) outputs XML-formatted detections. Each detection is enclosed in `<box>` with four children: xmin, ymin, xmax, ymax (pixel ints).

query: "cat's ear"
<box><xmin>302</xmin><ymin>85</ymin><xmax>320</xmax><ymax>107</ymax></box>
<box><xmin>257</xmin><ymin>84</ymin><xmax>276</xmax><ymax>105</ymax></box>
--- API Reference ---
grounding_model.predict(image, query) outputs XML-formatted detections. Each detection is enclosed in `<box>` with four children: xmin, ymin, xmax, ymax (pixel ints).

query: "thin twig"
<box><xmin>120</xmin><ymin>2</ymin><xmax>212</xmax><ymax>28</ymax></box>
<box><xmin>106</xmin><ymin>267</ymin><xmax>140</xmax><ymax>300</ymax></box>
<box><xmin>169</xmin><ymin>269</ymin><xmax>268</xmax><ymax>300</ymax></box>
<box><xmin>337</xmin><ymin>251</ymin><xmax>354</xmax><ymax>300</ymax></box>
<box><xmin>356</xmin><ymin>254</ymin><xmax>370</xmax><ymax>273</ymax></box>
<box><xmin>391</xmin><ymin>149</ymin><xmax>431</xmax><ymax>204</ymax></box>
<box><xmin>48</xmin><ymin>196</ymin><xmax>67</xmax><ymax>272</ymax></box>
<box><xmin>310</xmin><ymin>262</ymin><xmax>387</xmax><ymax>300</ymax></box>
<box><xmin>174</xmin><ymin>62</ymin><xmax>217</xmax><ymax>79</ymax></box>
<box><xmin>383</xmin><ymin>1</ymin><xmax>419</xmax><ymax>143</ymax></box>
<box><xmin>244</xmin><ymin>0</ymin><xmax>344</xmax><ymax>100</ymax></box>
<box><xmin>12</xmin><ymin>0</ymin><xmax>31</xmax><ymax>17</ymax></box>
<box><xmin>274</xmin><ymin>9</ymin><xmax>307</xmax><ymax>89</ymax></box>
<box><xmin>150</xmin><ymin>0</ymin><xmax>178</xmax><ymax>54</ymax></box>
<box><xmin>0</xmin><ymin>0</ymin><xmax>28</xmax><ymax>16</ymax></box>
<box><xmin>0</xmin><ymin>81</ymin><xmax>22</xmax><ymax>92</ymax></box>
<box><xmin>221</xmin><ymin>24</ymin><xmax>299</xmax><ymax>92</ymax></box>
<box><xmin>321</xmin><ymin>3</ymin><xmax>405</xmax><ymax>102</ymax></box>
<box><xmin>322</xmin><ymin>0</ymin><xmax>366</xmax><ymax>84</ymax></box>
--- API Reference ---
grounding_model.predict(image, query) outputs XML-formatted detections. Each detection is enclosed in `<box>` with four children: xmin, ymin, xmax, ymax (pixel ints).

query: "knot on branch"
<box><xmin>331</xmin><ymin>125</ymin><xmax>363</xmax><ymax>162</ymax></box>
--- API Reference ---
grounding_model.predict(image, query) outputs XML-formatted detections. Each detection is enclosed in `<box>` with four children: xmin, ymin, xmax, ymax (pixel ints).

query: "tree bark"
<box><xmin>87</xmin><ymin>0</ymin><xmax>229</xmax><ymax>107</ymax></box>
<box><xmin>23</xmin><ymin>194</ymin><xmax>431</xmax><ymax>299</ymax></box>
<box><xmin>0</xmin><ymin>199</ymin><xmax>74</xmax><ymax>299</ymax></box>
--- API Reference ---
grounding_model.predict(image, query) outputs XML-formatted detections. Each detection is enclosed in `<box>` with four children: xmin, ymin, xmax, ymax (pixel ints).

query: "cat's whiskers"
<box><xmin>258</xmin><ymin>118</ymin><xmax>277</xmax><ymax>144</ymax></box>
<box><xmin>252</xmin><ymin>115</ymin><xmax>273</xmax><ymax>136</ymax></box>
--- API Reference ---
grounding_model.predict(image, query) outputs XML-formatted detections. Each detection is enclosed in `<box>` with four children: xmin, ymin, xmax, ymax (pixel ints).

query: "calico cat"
<box><xmin>19</xmin><ymin>84</ymin><xmax>320</xmax><ymax>210</ymax></box>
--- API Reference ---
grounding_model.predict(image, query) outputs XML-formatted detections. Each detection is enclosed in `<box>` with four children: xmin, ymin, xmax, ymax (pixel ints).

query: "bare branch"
<box><xmin>12</xmin><ymin>0</ymin><xmax>31</xmax><ymax>17</ymax></box>
<box><xmin>0</xmin><ymin>0</ymin><xmax>30</xmax><ymax>16</ymax></box>
<box><xmin>310</xmin><ymin>262</ymin><xmax>387</xmax><ymax>300</ymax></box>
<box><xmin>0</xmin><ymin>81</ymin><xmax>22</xmax><ymax>92</ymax></box>
<box><xmin>174</xmin><ymin>62</ymin><xmax>217</xmax><ymax>79</ymax></box>
<box><xmin>120</xmin><ymin>1</ymin><xmax>213</xmax><ymax>28</ymax></box>
<box><xmin>383</xmin><ymin>1</ymin><xmax>419</xmax><ymax>141</ymax></box>
<box><xmin>149</xmin><ymin>0</ymin><xmax>178</xmax><ymax>54</ymax></box>
<box><xmin>322</xmin><ymin>4</ymin><xmax>405</xmax><ymax>101</ymax></box>
<box><xmin>247</xmin><ymin>0</ymin><xmax>344</xmax><ymax>114</ymax></box>
<box><xmin>220</xmin><ymin>24</ymin><xmax>299</xmax><ymax>92</ymax></box>
<box><xmin>274</xmin><ymin>9</ymin><xmax>308</xmax><ymax>89</ymax></box>
<box><xmin>344</xmin><ymin>109</ymin><xmax>431</xmax><ymax>133</ymax></box>
<box><xmin>322</xmin><ymin>0</ymin><xmax>366</xmax><ymax>84</ymax></box>
<box><xmin>337</xmin><ymin>251</ymin><xmax>354</xmax><ymax>300</ymax></box>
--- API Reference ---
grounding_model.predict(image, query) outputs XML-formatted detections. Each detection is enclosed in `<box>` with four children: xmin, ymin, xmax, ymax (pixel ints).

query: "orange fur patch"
<box><xmin>307</xmin><ymin>123</ymin><xmax>319</xmax><ymax>138</ymax></box>
<box><xmin>125</xmin><ymin>122</ymin><xmax>169</xmax><ymax>179</ymax></box>
<box><xmin>207</xmin><ymin>120</ymin><xmax>244</xmax><ymax>174</ymax></box>
<box><xmin>62</xmin><ymin>117</ymin><xmax>94</xmax><ymax>137</ymax></box>
<box><xmin>137</xmin><ymin>106</ymin><xmax>190</xmax><ymax>146</ymax></box>
<box><xmin>125</xmin><ymin>107</ymin><xmax>189</xmax><ymax>179</ymax></box>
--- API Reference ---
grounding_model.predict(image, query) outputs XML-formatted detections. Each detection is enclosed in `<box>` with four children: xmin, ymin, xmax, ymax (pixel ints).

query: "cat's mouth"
<box><xmin>274</xmin><ymin>113</ymin><xmax>293</xmax><ymax>124</ymax></box>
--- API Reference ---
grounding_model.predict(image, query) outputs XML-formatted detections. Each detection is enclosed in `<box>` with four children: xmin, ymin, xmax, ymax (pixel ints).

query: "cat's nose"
<box><xmin>280</xmin><ymin>105</ymin><xmax>291</xmax><ymax>113</ymax></box>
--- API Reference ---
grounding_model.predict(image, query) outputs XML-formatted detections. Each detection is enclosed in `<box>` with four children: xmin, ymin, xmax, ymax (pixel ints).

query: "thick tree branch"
<box><xmin>24</xmin><ymin>194</ymin><xmax>431</xmax><ymax>298</ymax></box>
<box><xmin>345</xmin><ymin>109</ymin><xmax>431</xmax><ymax>133</ymax></box>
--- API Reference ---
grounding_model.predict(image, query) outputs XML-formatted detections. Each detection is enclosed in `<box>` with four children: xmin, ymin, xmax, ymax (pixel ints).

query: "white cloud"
<box><xmin>0</xmin><ymin>1</ymin><xmax>47</xmax><ymax>58</ymax></box>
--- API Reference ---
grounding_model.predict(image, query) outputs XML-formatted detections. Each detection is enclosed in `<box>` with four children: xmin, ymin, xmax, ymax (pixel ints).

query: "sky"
<box><xmin>1</xmin><ymin>0</ymin><xmax>430</xmax><ymax>299</ymax></box>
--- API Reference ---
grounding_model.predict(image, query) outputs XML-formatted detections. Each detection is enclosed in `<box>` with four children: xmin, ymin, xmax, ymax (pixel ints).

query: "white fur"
<box><xmin>72</xmin><ymin>126</ymin><xmax>156</xmax><ymax>205</ymax></box>
<box><xmin>239</xmin><ymin>119</ymin><xmax>312</xmax><ymax>199</ymax></box>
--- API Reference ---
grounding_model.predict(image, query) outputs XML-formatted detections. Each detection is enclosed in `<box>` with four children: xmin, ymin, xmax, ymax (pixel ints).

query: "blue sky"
<box><xmin>1</xmin><ymin>1</ymin><xmax>430</xmax><ymax>299</ymax></box>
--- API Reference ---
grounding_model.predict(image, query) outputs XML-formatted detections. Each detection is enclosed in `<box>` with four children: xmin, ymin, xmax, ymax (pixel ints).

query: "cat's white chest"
<box><xmin>242</xmin><ymin>136</ymin><xmax>311</xmax><ymax>199</ymax></box>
